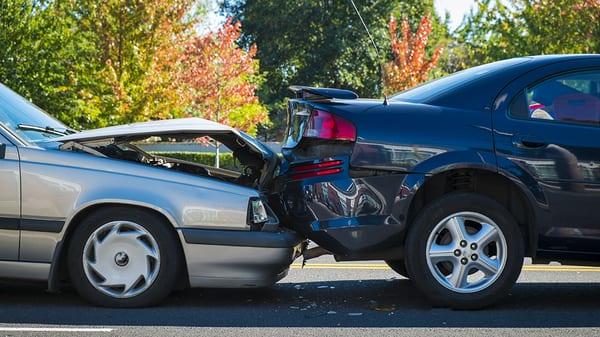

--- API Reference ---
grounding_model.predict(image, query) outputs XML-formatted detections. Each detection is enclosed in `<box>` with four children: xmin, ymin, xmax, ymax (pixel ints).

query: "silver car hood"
<box><xmin>51</xmin><ymin>118</ymin><xmax>235</xmax><ymax>143</ymax></box>
<box><xmin>50</xmin><ymin>118</ymin><xmax>278</xmax><ymax>178</ymax></box>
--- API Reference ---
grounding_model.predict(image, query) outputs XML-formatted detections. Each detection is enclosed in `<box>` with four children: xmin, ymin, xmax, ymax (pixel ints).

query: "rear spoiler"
<box><xmin>289</xmin><ymin>86</ymin><xmax>359</xmax><ymax>100</ymax></box>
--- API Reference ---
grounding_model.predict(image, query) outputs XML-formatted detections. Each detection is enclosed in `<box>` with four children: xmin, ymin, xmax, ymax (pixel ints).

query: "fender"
<box><xmin>394</xmin><ymin>150</ymin><xmax>549</xmax><ymax>257</ymax></box>
<box><xmin>394</xmin><ymin>150</ymin><xmax>498</xmax><ymax>222</ymax></box>
<box><xmin>47</xmin><ymin>198</ymin><xmax>179</xmax><ymax>292</ymax></box>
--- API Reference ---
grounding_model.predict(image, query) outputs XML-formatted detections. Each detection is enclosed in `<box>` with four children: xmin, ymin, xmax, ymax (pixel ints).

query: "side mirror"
<box><xmin>0</xmin><ymin>144</ymin><xmax>5</xmax><ymax>159</ymax></box>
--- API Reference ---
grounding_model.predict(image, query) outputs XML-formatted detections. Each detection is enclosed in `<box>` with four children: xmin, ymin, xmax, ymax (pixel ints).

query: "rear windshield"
<box><xmin>390</xmin><ymin>58</ymin><xmax>531</xmax><ymax>103</ymax></box>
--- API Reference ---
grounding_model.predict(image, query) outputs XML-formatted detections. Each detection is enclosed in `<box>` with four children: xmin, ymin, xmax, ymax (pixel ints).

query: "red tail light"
<box><xmin>303</xmin><ymin>109</ymin><xmax>356</xmax><ymax>141</ymax></box>
<box><xmin>290</xmin><ymin>160</ymin><xmax>343</xmax><ymax>180</ymax></box>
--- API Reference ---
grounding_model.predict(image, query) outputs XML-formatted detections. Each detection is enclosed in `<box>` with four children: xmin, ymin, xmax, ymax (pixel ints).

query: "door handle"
<box><xmin>512</xmin><ymin>135</ymin><xmax>547</xmax><ymax>149</ymax></box>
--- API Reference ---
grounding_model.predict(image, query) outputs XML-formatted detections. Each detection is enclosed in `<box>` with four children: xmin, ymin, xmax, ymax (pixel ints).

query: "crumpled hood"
<box><xmin>49</xmin><ymin>117</ymin><xmax>276</xmax><ymax>169</ymax></box>
<box><xmin>50</xmin><ymin>117</ymin><xmax>235</xmax><ymax>143</ymax></box>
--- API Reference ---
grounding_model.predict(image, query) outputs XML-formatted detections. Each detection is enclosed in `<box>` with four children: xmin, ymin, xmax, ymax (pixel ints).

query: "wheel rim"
<box><xmin>425</xmin><ymin>211</ymin><xmax>507</xmax><ymax>294</ymax></box>
<box><xmin>82</xmin><ymin>221</ymin><xmax>161</xmax><ymax>299</ymax></box>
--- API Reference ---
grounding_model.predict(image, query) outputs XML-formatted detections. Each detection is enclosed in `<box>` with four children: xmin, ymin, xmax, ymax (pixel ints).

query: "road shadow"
<box><xmin>1</xmin><ymin>279</ymin><xmax>600</xmax><ymax>328</ymax></box>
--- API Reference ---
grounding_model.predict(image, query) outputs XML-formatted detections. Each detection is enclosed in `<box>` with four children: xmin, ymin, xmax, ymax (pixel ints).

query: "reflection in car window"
<box><xmin>510</xmin><ymin>70</ymin><xmax>600</xmax><ymax>126</ymax></box>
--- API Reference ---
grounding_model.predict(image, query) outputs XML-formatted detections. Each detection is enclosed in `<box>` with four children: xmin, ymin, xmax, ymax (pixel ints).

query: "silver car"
<box><xmin>0</xmin><ymin>84</ymin><xmax>303</xmax><ymax>307</ymax></box>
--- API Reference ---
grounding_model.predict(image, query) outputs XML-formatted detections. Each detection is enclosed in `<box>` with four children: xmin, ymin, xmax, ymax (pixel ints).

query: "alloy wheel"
<box><xmin>425</xmin><ymin>211</ymin><xmax>507</xmax><ymax>293</ymax></box>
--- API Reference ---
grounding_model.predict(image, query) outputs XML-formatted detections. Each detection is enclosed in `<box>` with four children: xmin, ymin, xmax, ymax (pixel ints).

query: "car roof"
<box><xmin>391</xmin><ymin>54</ymin><xmax>600</xmax><ymax>110</ymax></box>
<box><xmin>526</xmin><ymin>54</ymin><xmax>600</xmax><ymax>61</ymax></box>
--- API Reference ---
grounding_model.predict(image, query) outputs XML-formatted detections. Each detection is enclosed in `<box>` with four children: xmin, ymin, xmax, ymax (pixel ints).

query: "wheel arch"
<box><xmin>403</xmin><ymin>166</ymin><xmax>543</xmax><ymax>257</ymax></box>
<box><xmin>48</xmin><ymin>201</ymin><xmax>188</xmax><ymax>292</ymax></box>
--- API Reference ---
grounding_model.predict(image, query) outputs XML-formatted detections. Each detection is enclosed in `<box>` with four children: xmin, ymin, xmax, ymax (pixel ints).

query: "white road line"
<box><xmin>0</xmin><ymin>327</ymin><xmax>113</xmax><ymax>332</ymax></box>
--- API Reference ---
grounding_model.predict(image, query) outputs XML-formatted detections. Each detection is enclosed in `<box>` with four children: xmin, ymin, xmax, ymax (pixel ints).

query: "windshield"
<box><xmin>390</xmin><ymin>58</ymin><xmax>532</xmax><ymax>103</ymax></box>
<box><xmin>0</xmin><ymin>84</ymin><xmax>69</xmax><ymax>142</ymax></box>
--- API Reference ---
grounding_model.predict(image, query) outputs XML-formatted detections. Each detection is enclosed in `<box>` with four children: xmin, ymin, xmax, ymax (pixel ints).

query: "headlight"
<box><xmin>249</xmin><ymin>198</ymin><xmax>269</xmax><ymax>224</ymax></box>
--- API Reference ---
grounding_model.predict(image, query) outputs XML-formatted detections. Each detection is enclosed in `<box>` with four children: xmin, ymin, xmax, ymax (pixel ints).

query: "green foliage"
<box><xmin>0</xmin><ymin>0</ymin><xmax>106</xmax><ymax>129</ymax></box>
<box><xmin>1</xmin><ymin>0</ymin><xmax>448</xmax><ymax>136</ymax></box>
<box><xmin>16</xmin><ymin>0</ymin><xmax>600</xmax><ymax>138</ymax></box>
<box><xmin>0</xmin><ymin>0</ymin><xmax>199</xmax><ymax>129</ymax></box>
<box><xmin>222</xmin><ymin>0</ymin><xmax>448</xmax><ymax>141</ymax></box>
<box><xmin>454</xmin><ymin>0</ymin><xmax>600</xmax><ymax>69</ymax></box>
<box><xmin>228</xmin><ymin>101</ymin><xmax>269</xmax><ymax>136</ymax></box>
<box><xmin>69</xmin><ymin>0</ymin><xmax>199</xmax><ymax>125</ymax></box>
<box><xmin>152</xmin><ymin>152</ymin><xmax>239</xmax><ymax>171</ymax></box>
<box><xmin>0</xmin><ymin>0</ymin><xmax>270</xmax><ymax>134</ymax></box>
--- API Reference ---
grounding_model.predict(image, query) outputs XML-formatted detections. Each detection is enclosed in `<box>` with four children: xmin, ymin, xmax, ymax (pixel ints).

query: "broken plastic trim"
<box><xmin>301</xmin><ymin>246</ymin><xmax>332</xmax><ymax>268</ymax></box>
<box><xmin>59</xmin><ymin>141</ymin><xmax>107</xmax><ymax>158</ymax></box>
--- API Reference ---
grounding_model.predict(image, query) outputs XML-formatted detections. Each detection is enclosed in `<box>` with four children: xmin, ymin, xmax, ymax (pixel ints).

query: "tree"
<box><xmin>0</xmin><ymin>0</ymin><xmax>203</xmax><ymax>129</ymax></box>
<box><xmin>222</xmin><ymin>0</ymin><xmax>448</xmax><ymax>140</ymax></box>
<box><xmin>454</xmin><ymin>0</ymin><xmax>600</xmax><ymax>69</ymax></box>
<box><xmin>0</xmin><ymin>0</ymin><xmax>104</xmax><ymax>129</ymax></box>
<box><xmin>179</xmin><ymin>19</ymin><xmax>268</xmax><ymax>136</ymax></box>
<box><xmin>71</xmin><ymin>0</ymin><xmax>199</xmax><ymax>126</ymax></box>
<box><xmin>382</xmin><ymin>14</ymin><xmax>443</xmax><ymax>94</ymax></box>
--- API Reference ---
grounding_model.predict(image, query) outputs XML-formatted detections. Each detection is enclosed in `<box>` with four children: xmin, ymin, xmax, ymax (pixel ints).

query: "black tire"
<box><xmin>385</xmin><ymin>260</ymin><xmax>409</xmax><ymax>278</ymax></box>
<box><xmin>68</xmin><ymin>206</ymin><xmax>182</xmax><ymax>307</ymax></box>
<box><xmin>405</xmin><ymin>192</ymin><xmax>524</xmax><ymax>309</ymax></box>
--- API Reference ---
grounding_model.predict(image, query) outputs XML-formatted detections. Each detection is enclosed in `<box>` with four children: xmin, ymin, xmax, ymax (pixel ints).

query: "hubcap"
<box><xmin>426</xmin><ymin>211</ymin><xmax>507</xmax><ymax>293</ymax></box>
<box><xmin>83</xmin><ymin>221</ymin><xmax>160</xmax><ymax>299</ymax></box>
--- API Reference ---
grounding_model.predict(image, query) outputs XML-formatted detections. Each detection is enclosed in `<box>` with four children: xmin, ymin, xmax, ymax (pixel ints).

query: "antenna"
<box><xmin>349</xmin><ymin>0</ymin><xmax>388</xmax><ymax>105</ymax></box>
<box><xmin>349</xmin><ymin>0</ymin><xmax>379</xmax><ymax>56</ymax></box>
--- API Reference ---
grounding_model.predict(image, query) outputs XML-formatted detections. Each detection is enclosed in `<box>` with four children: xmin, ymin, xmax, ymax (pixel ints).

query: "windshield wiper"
<box><xmin>17</xmin><ymin>124</ymin><xmax>77</xmax><ymax>136</ymax></box>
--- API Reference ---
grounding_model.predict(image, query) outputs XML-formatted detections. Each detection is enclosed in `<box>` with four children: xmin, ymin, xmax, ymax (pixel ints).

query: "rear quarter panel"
<box><xmin>346</xmin><ymin>101</ymin><xmax>497</xmax><ymax>173</ymax></box>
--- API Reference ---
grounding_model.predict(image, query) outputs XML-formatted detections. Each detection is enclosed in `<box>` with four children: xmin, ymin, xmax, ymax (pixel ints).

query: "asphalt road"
<box><xmin>1</xmin><ymin>256</ymin><xmax>600</xmax><ymax>337</ymax></box>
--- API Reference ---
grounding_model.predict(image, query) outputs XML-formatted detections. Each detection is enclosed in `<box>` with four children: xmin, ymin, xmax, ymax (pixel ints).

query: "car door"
<box><xmin>0</xmin><ymin>130</ymin><xmax>20</xmax><ymax>260</ymax></box>
<box><xmin>493</xmin><ymin>59</ymin><xmax>600</xmax><ymax>254</ymax></box>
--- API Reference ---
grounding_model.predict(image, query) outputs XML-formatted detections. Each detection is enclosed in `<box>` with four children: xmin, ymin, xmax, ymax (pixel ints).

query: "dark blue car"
<box><xmin>273</xmin><ymin>54</ymin><xmax>600</xmax><ymax>308</ymax></box>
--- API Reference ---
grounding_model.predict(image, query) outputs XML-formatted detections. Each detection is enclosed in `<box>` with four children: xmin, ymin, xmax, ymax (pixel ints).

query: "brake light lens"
<box><xmin>303</xmin><ymin>109</ymin><xmax>356</xmax><ymax>141</ymax></box>
<box><xmin>290</xmin><ymin>160</ymin><xmax>343</xmax><ymax>180</ymax></box>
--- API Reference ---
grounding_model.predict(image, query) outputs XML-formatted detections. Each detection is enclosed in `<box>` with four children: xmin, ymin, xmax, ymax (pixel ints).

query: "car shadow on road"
<box><xmin>1</xmin><ymin>279</ymin><xmax>600</xmax><ymax>328</ymax></box>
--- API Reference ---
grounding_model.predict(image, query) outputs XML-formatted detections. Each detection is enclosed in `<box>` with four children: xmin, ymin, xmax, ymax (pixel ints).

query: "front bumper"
<box><xmin>178</xmin><ymin>228</ymin><xmax>304</xmax><ymax>288</ymax></box>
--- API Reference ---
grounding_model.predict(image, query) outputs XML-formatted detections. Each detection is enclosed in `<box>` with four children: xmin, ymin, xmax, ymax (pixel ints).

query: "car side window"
<box><xmin>509</xmin><ymin>70</ymin><xmax>600</xmax><ymax>126</ymax></box>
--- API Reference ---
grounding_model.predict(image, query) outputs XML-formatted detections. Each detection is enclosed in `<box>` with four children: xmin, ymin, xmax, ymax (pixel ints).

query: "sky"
<box><xmin>202</xmin><ymin>0</ymin><xmax>476</xmax><ymax>32</ymax></box>
<box><xmin>434</xmin><ymin>0</ymin><xmax>476</xmax><ymax>30</ymax></box>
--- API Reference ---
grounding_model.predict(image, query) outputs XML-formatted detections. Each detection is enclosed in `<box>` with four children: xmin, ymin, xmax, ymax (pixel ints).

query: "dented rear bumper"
<box><xmin>275</xmin><ymin>173</ymin><xmax>410</xmax><ymax>260</ymax></box>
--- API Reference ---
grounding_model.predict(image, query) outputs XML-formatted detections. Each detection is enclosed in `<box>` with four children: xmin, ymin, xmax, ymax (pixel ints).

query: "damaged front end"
<box><xmin>54</xmin><ymin>119</ymin><xmax>279</xmax><ymax>192</ymax></box>
<box><xmin>49</xmin><ymin>118</ymin><xmax>308</xmax><ymax>288</ymax></box>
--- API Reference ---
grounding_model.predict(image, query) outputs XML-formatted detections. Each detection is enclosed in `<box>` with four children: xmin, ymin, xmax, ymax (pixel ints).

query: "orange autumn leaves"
<box><xmin>383</xmin><ymin>14</ymin><xmax>443</xmax><ymax>95</ymax></box>
<box><xmin>97</xmin><ymin>4</ymin><xmax>268</xmax><ymax>135</ymax></box>
<box><xmin>179</xmin><ymin>19</ymin><xmax>267</xmax><ymax>135</ymax></box>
